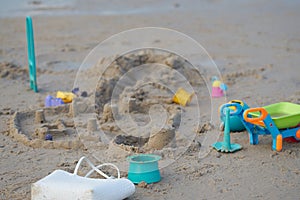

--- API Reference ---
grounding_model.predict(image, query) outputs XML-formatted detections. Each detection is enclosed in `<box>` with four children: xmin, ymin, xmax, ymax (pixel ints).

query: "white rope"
<box><xmin>85</xmin><ymin>163</ymin><xmax>120</xmax><ymax>179</ymax></box>
<box><xmin>73</xmin><ymin>156</ymin><xmax>120</xmax><ymax>179</ymax></box>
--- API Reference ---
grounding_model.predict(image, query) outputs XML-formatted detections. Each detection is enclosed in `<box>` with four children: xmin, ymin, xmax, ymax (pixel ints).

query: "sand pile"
<box><xmin>92</xmin><ymin>49</ymin><xmax>205</xmax><ymax>154</ymax></box>
<box><xmin>95</xmin><ymin>49</ymin><xmax>204</xmax><ymax>113</ymax></box>
<box><xmin>0</xmin><ymin>62</ymin><xmax>50</xmax><ymax>80</ymax></box>
<box><xmin>0</xmin><ymin>62</ymin><xmax>29</xmax><ymax>80</ymax></box>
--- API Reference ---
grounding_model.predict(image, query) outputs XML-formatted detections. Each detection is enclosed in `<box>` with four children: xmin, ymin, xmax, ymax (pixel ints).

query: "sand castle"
<box><xmin>9</xmin><ymin>104</ymin><xmax>83</xmax><ymax>149</ymax></box>
<box><xmin>8</xmin><ymin>49</ymin><xmax>277</xmax><ymax>162</ymax></box>
<box><xmin>8</xmin><ymin>50</ymin><xmax>205</xmax><ymax>164</ymax></box>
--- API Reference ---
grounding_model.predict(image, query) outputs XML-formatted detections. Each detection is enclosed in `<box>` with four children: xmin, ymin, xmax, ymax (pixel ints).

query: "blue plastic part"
<box><xmin>72</xmin><ymin>87</ymin><xmax>80</xmax><ymax>95</ymax></box>
<box><xmin>211</xmin><ymin>76</ymin><xmax>219</xmax><ymax>83</ymax></box>
<box><xmin>220</xmin><ymin>83</ymin><xmax>228</xmax><ymax>91</ymax></box>
<box><xmin>45</xmin><ymin>134</ymin><xmax>53</xmax><ymax>141</ymax></box>
<box><xmin>127</xmin><ymin>154</ymin><xmax>161</xmax><ymax>184</ymax></box>
<box><xmin>229</xmin><ymin>102</ymin><xmax>300</xmax><ymax>151</ymax></box>
<box><xmin>212</xmin><ymin>108</ymin><xmax>242</xmax><ymax>153</ymax></box>
<box><xmin>45</xmin><ymin>95</ymin><xmax>64</xmax><ymax>107</ymax></box>
<box><xmin>26</xmin><ymin>16</ymin><xmax>38</xmax><ymax>92</ymax></box>
<box><xmin>220</xmin><ymin>102</ymin><xmax>248</xmax><ymax>132</ymax></box>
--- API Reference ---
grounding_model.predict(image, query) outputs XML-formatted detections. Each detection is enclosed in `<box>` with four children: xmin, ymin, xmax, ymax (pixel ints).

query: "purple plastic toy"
<box><xmin>45</xmin><ymin>134</ymin><xmax>53</xmax><ymax>141</ymax></box>
<box><xmin>45</xmin><ymin>95</ymin><xmax>64</xmax><ymax>107</ymax></box>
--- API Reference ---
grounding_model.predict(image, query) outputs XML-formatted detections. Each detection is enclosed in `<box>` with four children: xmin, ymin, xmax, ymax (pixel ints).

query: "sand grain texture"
<box><xmin>0</xmin><ymin>1</ymin><xmax>300</xmax><ymax>199</ymax></box>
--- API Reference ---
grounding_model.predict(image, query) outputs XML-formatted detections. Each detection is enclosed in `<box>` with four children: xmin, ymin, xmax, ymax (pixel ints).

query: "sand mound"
<box><xmin>92</xmin><ymin>49</ymin><xmax>205</xmax><ymax>153</ymax></box>
<box><xmin>0</xmin><ymin>62</ymin><xmax>28</xmax><ymax>80</ymax></box>
<box><xmin>0</xmin><ymin>62</ymin><xmax>51</xmax><ymax>80</ymax></box>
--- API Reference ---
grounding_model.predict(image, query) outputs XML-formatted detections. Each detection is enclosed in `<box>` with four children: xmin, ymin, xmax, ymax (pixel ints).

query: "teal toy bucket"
<box><xmin>127</xmin><ymin>154</ymin><xmax>161</xmax><ymax>184</ymax></box>
<box><xmin>219</xmin><ymin>100</ymin><xmax>249</xmax><ymax>132</ymax></box>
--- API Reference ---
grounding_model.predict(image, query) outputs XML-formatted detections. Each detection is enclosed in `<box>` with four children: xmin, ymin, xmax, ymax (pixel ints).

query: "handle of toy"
<box><xmin>220</xmin><ymin>103</ymin><xmax>243</xmax><ymax>116</ymax></box>
<box><xmin>229</xmin><ymin>100</ymin><xmax>244</xmax><ymax>106</ymax></box>
<box><xmin>26</xmin><ymin>16</ymin><xmax>38</xmax><ymax>92</ymax></box>
<box><xmin>243</xmin><ymin>107</ymin><xmax>268</xmax><ymax>126</ymax></box>
<box><xmin>74</xmin><ymin>156</ymin><xmax>120</xmax><ymax>179</ymax></box>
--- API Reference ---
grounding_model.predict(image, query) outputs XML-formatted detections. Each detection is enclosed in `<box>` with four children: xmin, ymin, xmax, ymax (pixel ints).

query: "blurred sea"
<box><xmin>1</xmin><ymin>0</ymin><xmax>300</xmax><ymax>19</ymax></box>
<box><xmin>0</xmin><ymin>0</ymin><xmax>193</xmax><ymax>18</ymax></box>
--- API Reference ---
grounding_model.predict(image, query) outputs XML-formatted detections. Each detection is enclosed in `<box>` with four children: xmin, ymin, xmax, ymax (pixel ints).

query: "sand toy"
<box><xmin>221</xmin><ymin>102</ymin><xmax>300</xmax><ymax>151</ymax></box>
<box><xmin>45</xmin><ymin>95</ymin><xmax>64</xmax><ymax>107</ymax></box>
<box><xmin>56</xmin><ymin>91</ymin><xmax>76</xmax><ymax>103</ymax></box>
<box><xmin>26</xmin><ymin>16</ymin><xmax>38</xmax><ymax>92</ymax></box>
<box><xmin>219</xmin><ymin>100</ymin><xmax>249</xmax><ymax>132</ymax></box>
<box><xmin>212</xmin><ymin>107</ymin><xmax>242</xmax><ymax>153</ymax></box>
<box><xmin>32</xmin><ymin>156</ymin><xmax>135</xmax><ymax>200</ymax></box>
<box><xmin>211</xmin><ymin>76</ymin><xmax>227</xmax><ymax>98</ymax></box>
<box><xmin>172</xmin><ymin>87</ymin><xmax>194</xmax><ymax>106</ymax></box>
<box><xmin>127</xmin><ymin>154</ymin><xmax>161</xmax><ymax>184</ymax></box>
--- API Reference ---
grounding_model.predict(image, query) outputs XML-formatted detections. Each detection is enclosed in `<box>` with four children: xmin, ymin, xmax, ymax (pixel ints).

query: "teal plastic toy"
<box><xmin>127</xmin><ymin>154</ymin><xmax>161</xmax><ymax>184</ymax></box>
<box><xmin>212</xmin><ymin>107</ymin><xmax>242</xmax><ymax>153</ymax></box>
<box><xmin>26</xmin><ymin>16</ymin><xmax>38</xmax><ymax>92</ymax></box>
<box><xmin>219</xmin><ymin>100</ymin><xmax>249</xmax><ymax>132</ymax></box>
<box><xmin>224</xmin><ymin>102</ymin><xmax>300</xmax><ymax>151</ymax></box>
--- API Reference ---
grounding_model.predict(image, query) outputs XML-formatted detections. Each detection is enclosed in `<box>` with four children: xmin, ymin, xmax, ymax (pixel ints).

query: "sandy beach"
<box><xmin>0</xmin><ymin>0</ymin><xmax>300</xmax><ymax>199</ymax></box>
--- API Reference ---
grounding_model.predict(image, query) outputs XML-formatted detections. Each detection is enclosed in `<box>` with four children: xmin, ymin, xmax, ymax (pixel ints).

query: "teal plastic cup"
<box><xmin>127</xmin><ymin>154</ymin><xmax>161</xmax><ymax>184</ymax></box>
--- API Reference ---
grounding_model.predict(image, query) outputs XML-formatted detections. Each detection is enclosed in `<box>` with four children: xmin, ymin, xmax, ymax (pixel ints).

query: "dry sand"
<box><xmin>0</xmin><ymin>1</ymin><xmax>300</xmax><ymax>199</ymax></box>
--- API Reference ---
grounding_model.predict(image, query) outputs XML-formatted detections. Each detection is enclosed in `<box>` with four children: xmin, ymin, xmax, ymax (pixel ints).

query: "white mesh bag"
<box><xmin>31</xmin><ymin>157</ymin><xmax>135</xmax><ymax>200</ymax></box>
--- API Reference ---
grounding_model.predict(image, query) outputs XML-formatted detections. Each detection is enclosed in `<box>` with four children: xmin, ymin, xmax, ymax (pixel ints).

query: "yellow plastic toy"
<box><xmin>212</xmin><ymin>80</ymin><xmax>221</xmax><ymax>87</ymax></box>
<box><xmin>56</xmin><ymin>91</ymin><xmax>76</xmax><ymax>103</ymax></box>
<box><xmin>173</xmin><ymin>88</ymin><xmax>194</xmax><ymax>106</ymax></box>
